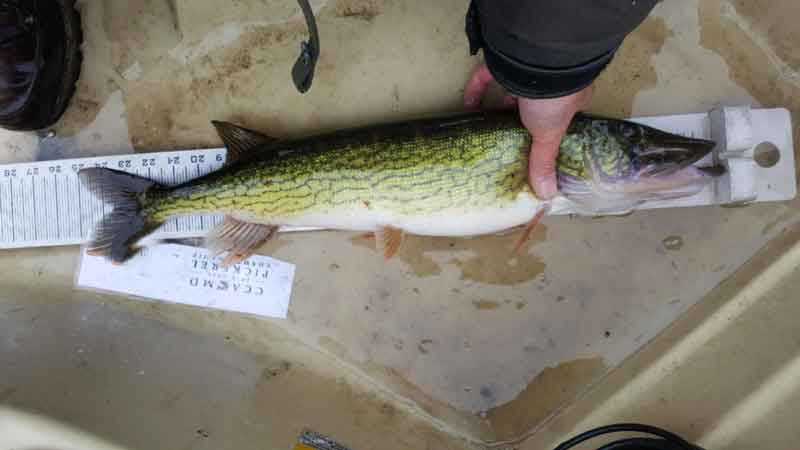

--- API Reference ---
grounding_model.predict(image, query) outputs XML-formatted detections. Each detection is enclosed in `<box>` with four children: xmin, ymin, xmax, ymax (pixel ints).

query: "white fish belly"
<box><xmin>265</xmin><ymin>193</ymin><xmax>541</xmax><ymax>237</ymax></box>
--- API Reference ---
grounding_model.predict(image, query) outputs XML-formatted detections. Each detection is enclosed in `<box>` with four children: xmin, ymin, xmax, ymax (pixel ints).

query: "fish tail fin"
<box><xmin>78</xmin><ymin>168</ymin><xmax>161</xmax><ymax>263</ymax></box>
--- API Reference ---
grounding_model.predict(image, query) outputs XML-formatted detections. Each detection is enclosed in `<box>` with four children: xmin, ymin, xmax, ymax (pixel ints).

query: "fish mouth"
<box><xmin>597</xmin><ymin>132</ymin><xmax>724</xmax><ymax>198</ymax></box>
<box><xmin>559</xmin><ymin>137</ymin><xmax>725</xmax><ymax>214</ymax></box>
<box><xmin>633</xmin><ymin>134</ymin><xmax>717</xmax><ymax>177</ymax></box>
<box><xmin>629</xmin><ymin>135</ymin><xmax>724</xmax><ymax>200</ymax></box>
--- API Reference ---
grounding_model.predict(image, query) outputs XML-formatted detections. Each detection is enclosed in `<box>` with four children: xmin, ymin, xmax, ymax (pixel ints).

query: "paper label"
<box><xmin>76</xmin><ymin>244</ymin><xmax>295</xmax><ymax>318</ymax></box>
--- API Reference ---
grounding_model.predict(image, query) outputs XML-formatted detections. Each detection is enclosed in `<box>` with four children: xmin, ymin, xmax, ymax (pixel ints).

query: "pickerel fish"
<box><xmin>79</xmin><ymin>111</ymin><xmax>720</xmax><ymax>265</ymax></box>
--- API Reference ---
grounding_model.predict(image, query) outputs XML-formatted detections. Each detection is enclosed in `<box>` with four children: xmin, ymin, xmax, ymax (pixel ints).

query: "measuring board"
<box><xmin>0</xmin><ymin>107</ymin><xmax>795</xmax><ymax>250</ymax></box>
<box><xmin>0</xmin><ymin>149</ymin><xmax>227</xmax><ymax>249</ymax></box>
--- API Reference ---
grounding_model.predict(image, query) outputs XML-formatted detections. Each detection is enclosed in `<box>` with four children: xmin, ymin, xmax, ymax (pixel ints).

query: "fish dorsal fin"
<box><xmin>211</xmin><ymin>121</ymin><xmax>279</xmax><ymax>165</ymax></box>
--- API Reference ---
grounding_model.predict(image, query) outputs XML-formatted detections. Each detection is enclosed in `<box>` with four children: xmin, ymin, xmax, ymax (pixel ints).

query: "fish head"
<box><xmin>556</xmin><ymin>117</ymin><xmax>721</xmax><ymax>214</ymax></box>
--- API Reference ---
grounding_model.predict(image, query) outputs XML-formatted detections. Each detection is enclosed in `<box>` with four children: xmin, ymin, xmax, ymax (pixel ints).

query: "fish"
<box><xmin>78</xmin><ymin>110</ymin><xmax>720</xmax><ymax>265</ymax></box>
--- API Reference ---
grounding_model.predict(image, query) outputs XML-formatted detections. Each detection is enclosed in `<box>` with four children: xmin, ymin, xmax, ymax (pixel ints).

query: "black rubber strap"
<box><xmin>291</xmin><ymin>0</ymin><xmax>319</xmax><ymax>93</ymax></box>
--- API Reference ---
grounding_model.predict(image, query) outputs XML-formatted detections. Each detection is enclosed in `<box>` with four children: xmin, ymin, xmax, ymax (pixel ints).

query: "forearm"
<box><xmin>466</xmin><ymin>0</ymin><xmax>659</xmax><ymax>98</ymax></box>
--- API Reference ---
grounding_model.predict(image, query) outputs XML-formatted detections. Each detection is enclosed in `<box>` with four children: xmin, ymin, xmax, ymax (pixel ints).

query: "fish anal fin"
<box><xmin>514</xmin><ymin>205</ymin><xmax>548</xmax><ymax>253</ymax></box>
<box><xmin>206</xmin><ymin>215</ymin><xmax>278</xmax><ymax>268</ymax></box>
<box><xmin>211</xmin><ymin>121</ymin><xmax>279</xmax><ymax>165</ymax></box>
<box><xmin>375</xmin><ymin>226</ymin><xmax>404</xmax><ymax>260</ymax></box>
<box><xmin>221</xmin><ymin>251</ymin><xmax>252</xmax><ymax>268</ymax></box>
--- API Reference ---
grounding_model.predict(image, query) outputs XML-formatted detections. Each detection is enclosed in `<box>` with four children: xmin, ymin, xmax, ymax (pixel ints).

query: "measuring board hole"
<box><xmin>754</xmin><ymin>141</ymin><xmax>780</xmax><ymax>168</ymax></box>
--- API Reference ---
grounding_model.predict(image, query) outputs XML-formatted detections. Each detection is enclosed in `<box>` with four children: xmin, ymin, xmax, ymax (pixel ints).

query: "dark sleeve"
<box><xmin>466</xmin><ymin>0</ymin><xmax>659</xmax><ymax>99</ymax></box>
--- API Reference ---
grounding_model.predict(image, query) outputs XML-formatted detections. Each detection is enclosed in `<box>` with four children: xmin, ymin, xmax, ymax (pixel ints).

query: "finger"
<box><xmin>502</xmin><ymin>94</ymin><xmax>518</xmax><ymax>107</ymax></box>
<box><xmin>528</xmin><ymin>137</ymin><xmax>561</xmax><ymax>200</ymax></box>
<box><xmin>463</xmin><ymin>65</ymin><xmax>494</xmax><ymax>109</ymax></box>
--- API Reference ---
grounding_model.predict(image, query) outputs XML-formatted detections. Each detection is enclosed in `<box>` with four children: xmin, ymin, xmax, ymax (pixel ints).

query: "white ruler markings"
<box><xmin>0</xmin><ymin>148</ymin><xmax>227</xmax><ymax>249</ymax></box>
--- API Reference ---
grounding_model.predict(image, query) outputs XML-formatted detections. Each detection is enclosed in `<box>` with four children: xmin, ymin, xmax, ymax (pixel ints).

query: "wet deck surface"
<box><xmin>0</xmin><ymin>0</ymin><xmax>797</xmax><ymax>447</ymax></box>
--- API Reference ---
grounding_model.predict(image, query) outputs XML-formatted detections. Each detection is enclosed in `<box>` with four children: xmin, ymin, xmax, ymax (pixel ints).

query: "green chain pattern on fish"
<box><xmin>557</xmin><ymin>120</ymin><xmax>632</xmax><ymax>179</ymax></box>
<box><xmin>78</xmin><ymin>110</ymin><xmax>718</xmax><ymax>264</ymax></box>
<box><xmin>142</xmin><ymin>116</ymin><xmax>533</xmax><ymax>224</ymax></box>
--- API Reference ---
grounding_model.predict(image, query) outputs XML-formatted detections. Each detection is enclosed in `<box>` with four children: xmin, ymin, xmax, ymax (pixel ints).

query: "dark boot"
<box><xmin>0</xmin><ymin>0</ymin><xmax>82</xmax><ymax>131</ymax></box>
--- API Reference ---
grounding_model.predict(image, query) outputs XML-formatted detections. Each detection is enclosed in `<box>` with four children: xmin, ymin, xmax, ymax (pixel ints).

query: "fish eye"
<box><xmin>621</xmin><ymin>123</ymin><xmax>642</xmax><ymax>140</ymax></box>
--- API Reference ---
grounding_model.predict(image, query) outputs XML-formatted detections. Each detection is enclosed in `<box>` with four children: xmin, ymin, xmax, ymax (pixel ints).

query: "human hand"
<box><xmin>464</xmin><ymin>64</ymin><xmax>592</xmax><ymax>200</ymax></box>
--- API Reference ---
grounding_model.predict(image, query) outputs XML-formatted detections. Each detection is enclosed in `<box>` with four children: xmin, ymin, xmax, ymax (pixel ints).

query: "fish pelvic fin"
<box><xmin>78</xmin><ymin>168</ymin><xmax>162</xmax><ymax>263</ymax></box>
<box><xmin>206</xmin><ymin>215</ymin><xmax>279</xmax><ymax>268</ymax></box>
<box><xmin>513</xmin><ymin>204</ymin><xmax>548</xmax><ymax>253</ymax></box>
<box><xmin>375</xmin><ymin>226</ymin><xmax>404</xmax><ymax>260</ymax></box>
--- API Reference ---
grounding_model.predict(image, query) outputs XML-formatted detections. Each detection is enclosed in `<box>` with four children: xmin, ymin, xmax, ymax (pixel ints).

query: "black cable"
<box><xmin>553</xmin><ymin>423</ymin><xmax>705</xmax><ymax>450</ymax></box>
<box><xmin>596</xmin><ymin>438</ymin><xmax>689</xmax><ymax>450</ymax></box>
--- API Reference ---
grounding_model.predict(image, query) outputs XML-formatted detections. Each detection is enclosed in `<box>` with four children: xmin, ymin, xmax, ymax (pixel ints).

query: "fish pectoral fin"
<box><xmin>514</xmin><ymin>205</ymin><xmax>548</xmax><ymax>253</ymax></box>
<box><xmin>375</xmin><ymin>226</ymin><xmax>404</xmax><ymax>260</ymax></box>
<box><xmin>211</xmin><ymin>121</ymin><xmax>280</xmax><ymax>164</ymax></box>
<box><xmin>206</xmin><ymin>215</ymin><xmax>278</xmax><ymax>267</ymax></box>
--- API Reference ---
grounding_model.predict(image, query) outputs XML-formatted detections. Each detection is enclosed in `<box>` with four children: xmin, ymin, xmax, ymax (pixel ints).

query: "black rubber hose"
<box><xmin>553</xmin><ymin>423</ymin><xmax>705</xmax><ymax>450</ymax></box>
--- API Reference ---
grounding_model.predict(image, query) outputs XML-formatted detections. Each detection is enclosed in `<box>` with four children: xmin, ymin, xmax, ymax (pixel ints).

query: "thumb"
<box><xmin>528</xmin><ymin>136</ymin><xmax>561</xmax><ymax>200</ymax></box>
<box><xmin>463</xmin><ymin>65</ymin><xmax>494</xmax><ymax>109</ymax></box>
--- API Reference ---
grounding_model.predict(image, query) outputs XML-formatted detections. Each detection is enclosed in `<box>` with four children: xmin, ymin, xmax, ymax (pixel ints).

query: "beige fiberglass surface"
<box><xmin>0</xmin><ymin>1</ymin><xmax>798</xmax><ymax>449</ymax></box>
